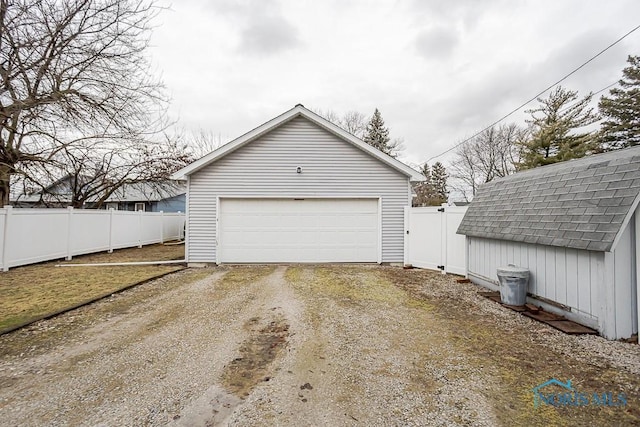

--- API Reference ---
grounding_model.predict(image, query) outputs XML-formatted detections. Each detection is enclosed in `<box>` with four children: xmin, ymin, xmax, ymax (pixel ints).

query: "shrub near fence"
<box><xmin>0</xmin><ymin>207</ymin><xmax>185</xmax><ymax>271</ymax></box>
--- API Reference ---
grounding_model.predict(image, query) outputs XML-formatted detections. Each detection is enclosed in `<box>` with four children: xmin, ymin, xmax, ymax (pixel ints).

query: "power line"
<box><xmin>555</xmin><ymin>80</ymin><xmax>619</xmax><ymax>114</ymax></box>
<box><xmin>593</xmin><ymin>80</ymin><xmax>619</xmax><ymax>96</ymax></box>
<box><xmin>425</xmin><ymin>23</ymin><xmax>640</xmax><ymax>164</ymax></box>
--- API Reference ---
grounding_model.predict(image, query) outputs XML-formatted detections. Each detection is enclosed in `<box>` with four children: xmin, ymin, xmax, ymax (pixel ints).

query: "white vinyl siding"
<box><xmin>467</xmin><ymin>236</ymin><xmax>603</xmax><ymax>327</ymax></box>
<box><xmin>607</xmin><ymin>215</ymin><xmax>638</xmax><ymax>339</ymax></box>
<box><xmin>468</xmin><ymin>231</ymin><xmax>639</xmax><ymax>339</ymax></box>
<box><xmin>468</xmin><ymin>231</ymin><xmax>638</xmax><ymax>339</ymax></box>
<box><xmin>187</xmin><ymin>116</ymin><xmax>409</xmax><ymax>263</ymax></box>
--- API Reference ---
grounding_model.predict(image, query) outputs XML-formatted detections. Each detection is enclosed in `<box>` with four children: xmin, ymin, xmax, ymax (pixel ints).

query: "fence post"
<box><xmin>66</xmin><ymin>206</ymin><xmax>74</xmax><ymax>260</ymax></box>
<box><xmin>440</xmin><ymin>204</ymin><xmax>447</xmax><ymax>275</ymax></box>
<box><xmin>138</xmin><ymin>209</ymin><xmax>143</xmax><ymax>248</ymax></box>
<box><xmin>108</xmin><ymin>208</ymin><xmax>114</xmax><ymax>253</ymax></box>
<box><xmin>403</xmin><ymin>206</ymin><xmax>410</xmax><ymax>267</ymax></box>
<box><xmin>159</xmin><ymin>211</ymin><xmax>164</xmax><ymax>244</ymax></box>
<box><xmin>178</xmin><ymin>211</ymin><xmax>184</xmax><ymax>241</ymax></box>
<box><xmin>2</xmin><ymin>206</ymin><xmax>12</xmax><ymax>272</ymax></box>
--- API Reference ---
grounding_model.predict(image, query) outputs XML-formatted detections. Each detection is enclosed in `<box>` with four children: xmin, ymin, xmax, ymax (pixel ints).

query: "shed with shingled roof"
<box><xmin>457</xmin><ymin>145</ymin><xmax>640</xmax><ymax>340</ymax></box>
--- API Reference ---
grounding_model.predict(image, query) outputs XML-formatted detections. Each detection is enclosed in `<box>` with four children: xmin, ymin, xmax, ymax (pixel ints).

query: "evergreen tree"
<box><xmin>413</xmin><ymin>163</ymin><xmax>436</xmax><ymax>206</ymax></box>
<box><xmin>519</xmin><ymin>86</ymin><xmax>600</xmax><ymax>169</ymax></box>
<box><xmin>413</xmin><ymin>162</ymin><xmax>448</xmax><ymax>206</ymax></box>
<box><xmin>431</xmin><ymin>162</ymin><xmax>448</xmax><ymax>204</ymax></box>
<box><xmin>599</xmin><ymin>55</ymin><xmax>640</xmax><ymax>149</ymax></box>
<box><xmin>364</xmin><ymin>108</ymin><xmax>394</xmax><ymax>156</ymax></box>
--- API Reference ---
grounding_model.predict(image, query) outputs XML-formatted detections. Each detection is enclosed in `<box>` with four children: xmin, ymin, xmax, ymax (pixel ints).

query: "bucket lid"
<box><xmin>497</xmin><ymin>265</ymin><xmax>529</xmax><ymax>278</ymax></box>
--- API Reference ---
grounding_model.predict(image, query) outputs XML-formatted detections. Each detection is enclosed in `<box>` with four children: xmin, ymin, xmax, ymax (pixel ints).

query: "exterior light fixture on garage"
<box><xmin>296</xmin><ymin>166</ymin><xmax>302</xmax><ymax>173</ymax></box>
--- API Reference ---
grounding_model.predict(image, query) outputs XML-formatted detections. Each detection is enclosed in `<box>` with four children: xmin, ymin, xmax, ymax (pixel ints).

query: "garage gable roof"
<box><xmin>457</xmin><ymin>145</ymin><xmax>640</xmax><ymax>252</ymax></box>
<box><xmin>171</xmin><ymin>104</ymin><xmax>425</xmax><ymax>181</ymax></box>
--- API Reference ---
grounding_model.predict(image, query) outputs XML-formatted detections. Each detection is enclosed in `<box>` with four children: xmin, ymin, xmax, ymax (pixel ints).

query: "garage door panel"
<box><xmin>219</xmin><ymin>198</ymin><xmax>379</xmax><ymax>263</ymax></box>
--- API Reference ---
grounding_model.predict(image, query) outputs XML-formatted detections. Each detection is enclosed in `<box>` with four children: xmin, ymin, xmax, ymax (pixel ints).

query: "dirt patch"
<box><xmin>221</xmin><ymin>313</ymin><xmax>290</xmax><ymax>397</ymax></box>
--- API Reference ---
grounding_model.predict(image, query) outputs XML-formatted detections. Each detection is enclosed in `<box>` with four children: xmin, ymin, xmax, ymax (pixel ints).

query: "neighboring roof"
<box><xmin>13</xmin><ymin>179</ymin><xmax>185</xmax><ymax>204</ymax></box>
<box><xmin>171</xmin><ymin>104</ymin><xmax>425</xmax><ymax>182</ymax></box>
<box><xmin>457</xmin><ymin>146</ymin><xmax>640</xmax><ymax>252</ymax></box>
<box><xmin>106</xmin><ymin>181</ymin><xmax>185</xmax><ymax>202</ymax></box>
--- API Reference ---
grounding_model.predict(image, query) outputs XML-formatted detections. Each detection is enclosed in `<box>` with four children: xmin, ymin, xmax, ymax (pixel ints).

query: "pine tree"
<box><xmin>421</xmin><ymin>162</ymin><xmax>431</xmax><ymax>183</ymax></box>
<box><xmin>413</xmin><ymin>162</ymin><xmax>449</xmax><ymax>206</ymax></box>
<box><xmin>519</xmin><ymin>86</ymin><xmax>600</xmax><ymax>169</ymax></box>
<box><xmin>364</xmin><ymin>108</ymin><xmax>393</xmax><ymax>155</ymax></box>
<box><xmin>413</xmin><ymin>163</ymin><xmax>436</xmax><ymax>206</ymax></box>
<box><xmin>599</xmin><ymin>55</ymin><xmax>640</xmax><ymax>149</ymax></box>
<box><xmin>431</xmin><ymin>162</ymin><xmax>448</xmax><ymax>204</ymax></box>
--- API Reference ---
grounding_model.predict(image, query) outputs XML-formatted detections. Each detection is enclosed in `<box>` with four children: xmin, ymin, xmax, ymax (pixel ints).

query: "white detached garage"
<box><xmin>172</xmin><ymin>105</ymin><xmax>424</xmax><ymax>265</ymax></box>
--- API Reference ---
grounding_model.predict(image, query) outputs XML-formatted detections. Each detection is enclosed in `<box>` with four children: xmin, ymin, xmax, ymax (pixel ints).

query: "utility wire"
<box><xmin>556</xmin><ymin>80</ymin><xmax>619</xmax><ymax>114</ymax></box>
<box><xmin>593</xmin><ymin>80</ymin><xmax>619</xmax><ymax>96</ymax></box>
<box><xmin>425</xmin><ymin>23</ymin><xmax>640</xmax><ymax>163</ymax></box>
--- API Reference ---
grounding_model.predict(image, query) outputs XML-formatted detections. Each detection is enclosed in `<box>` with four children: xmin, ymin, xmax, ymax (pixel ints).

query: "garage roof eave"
<box><xmin>170</xmin><ymin>105</ymin><xmax>425</xmax><ymax>182</ymax></box>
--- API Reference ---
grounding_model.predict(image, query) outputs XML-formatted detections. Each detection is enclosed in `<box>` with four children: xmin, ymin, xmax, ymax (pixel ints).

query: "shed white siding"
<box><xmin>187</xmin><ymin>116</ymin><xmax>409</xmax><ymax>263</ymax></box>
<box><xmin>467</xmin><ymin>236</ymin><xmax>603</xmax><ymax>328</ymax></box>
<box><xmin>607</xmin><ymin>213</ymin><xmax>638</xmax><ymax>339</ymax></box>
<box><xmin>468</xmin><ymin>234</ymin><xmax>640</xmax><ymax>338</ymax></box>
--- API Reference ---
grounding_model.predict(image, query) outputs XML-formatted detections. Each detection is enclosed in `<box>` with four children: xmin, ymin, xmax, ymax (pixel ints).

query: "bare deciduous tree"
<box><xmin>313</xmin><ymin>108</ymin><xmax>368</xmax><ymax>138</ymax></box>
<box><xmin>172</xmin><ymin>127</ymin><xmax>225</xmax><ymax>160</ymax></box>
<box><xmin>0</xmin><ymin>0</ymin><xmax>166</xmax><ymax>206</ymax></box>
<box><xmin>340</xmin><ymin>111</ymin><xmax>368</xmax><ymax>138</ymax></box>
<box><xmin>448</xmin><ymin>124</ymin><xmax>526</xmax><ymax>201</ymax></box>
<box><xmin>17</xmin><ymin>136</ymin><xmax>190</xmax><ymax>208</ymax></box>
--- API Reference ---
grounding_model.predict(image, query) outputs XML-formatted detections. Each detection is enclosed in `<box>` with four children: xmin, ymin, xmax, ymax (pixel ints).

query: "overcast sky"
<box><xmin>149</xmin><ymin>0</ymin><xmax>640</xmax><ymax>168</ymax></box>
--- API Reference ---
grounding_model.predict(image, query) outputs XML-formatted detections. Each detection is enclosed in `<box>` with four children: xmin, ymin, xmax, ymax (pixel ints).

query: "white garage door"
<box><xmin>218</xmin><ymin>198</ymin><xmax>379</xmax><ymax>263</ymax></box>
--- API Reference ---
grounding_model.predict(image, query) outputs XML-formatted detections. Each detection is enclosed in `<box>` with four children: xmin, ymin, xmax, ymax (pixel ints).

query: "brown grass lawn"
<box><xmin>0</xmin><ymin>243</ymin><xmax>185</xmax><ymax>333</ymax></box>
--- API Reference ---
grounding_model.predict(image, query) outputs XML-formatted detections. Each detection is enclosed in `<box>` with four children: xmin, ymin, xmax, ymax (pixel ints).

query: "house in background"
<box><xmin>457</xmin><ymin>146</ymin><xmax>640</xmax><ymax>340</ymax></box>
<box><xmin>11</xmin><ymin>174</ymin><xmax>81</xmax><ymax>208</ymax></box>
<box><xmin>103</xmin><ymin>181</ymin><xmax>186</xmax><ymax>212</ymax></box>
<box><xmin>172</xmin><ymin>104</ymin><xmax>424</xmax><ymax>265</ymax></box>
<box><xmin>12</xmin><ymin>177</ymin><xmax>185</xmax><ymax>212</ymax></box>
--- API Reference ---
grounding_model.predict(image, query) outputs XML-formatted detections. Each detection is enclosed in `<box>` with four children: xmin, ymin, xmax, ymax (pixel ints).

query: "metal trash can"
<box><xmin>497</xmin><ymin>265</ymin><xmax>529</xmax><ymax>306</ymax></box>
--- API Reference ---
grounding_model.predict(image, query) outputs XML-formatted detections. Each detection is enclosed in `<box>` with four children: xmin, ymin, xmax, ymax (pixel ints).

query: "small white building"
<box><xmin>458</xmin><ymin>146</ymin><xmax>640</xmax><ymax>339</ymax></box>
<box><xmin>172</xmin><ymin>104</ymin><xmax>424</xmax><ymax>265</ymax></box>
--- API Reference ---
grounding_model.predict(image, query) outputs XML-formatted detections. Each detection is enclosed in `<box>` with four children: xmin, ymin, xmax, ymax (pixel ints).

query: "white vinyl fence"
<box><xmin>404</xmin><ymin>206</ymin><xmax>467</xmax><ymax>275</ymax></box>
<box><xmin>0</xmin><ymin>206</ymin><xmax>185</xmax><ymax>271</ymax></box>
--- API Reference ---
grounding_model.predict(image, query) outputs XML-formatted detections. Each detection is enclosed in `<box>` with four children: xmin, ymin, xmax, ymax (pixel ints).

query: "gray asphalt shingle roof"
<box><xmin>457</xmin><ymin>146</ymin><xmax>640</xmax><ymax>252</ymax></box>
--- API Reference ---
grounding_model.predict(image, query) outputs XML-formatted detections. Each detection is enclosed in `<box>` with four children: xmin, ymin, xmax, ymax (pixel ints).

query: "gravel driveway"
<box><xmin>1</xmin><ymin>265</ymin><xmax>639</xmax><ymax>426</ymax></box>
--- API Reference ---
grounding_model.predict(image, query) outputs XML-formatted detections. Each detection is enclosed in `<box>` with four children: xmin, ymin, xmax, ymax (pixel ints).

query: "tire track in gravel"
<box><xmin>173</xmin><ymin>265</ymin><xmax>305</xmax><ymax>426</ymax></box>
<box><xmin>227</xmin><ymin>266</ymin><xmax>498</xmax><ymax>427</ymax></box>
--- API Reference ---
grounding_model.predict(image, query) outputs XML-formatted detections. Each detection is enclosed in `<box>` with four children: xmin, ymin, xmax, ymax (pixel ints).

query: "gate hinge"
<box><xmin>437</xmin><ymin>208</ymin><xmax>445</xmax><ymax>212</ymax></box>
<box><xmin>437</xmin><ymin>265</ymin><xmax>445</xmax><ymax>270</ymax></box>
